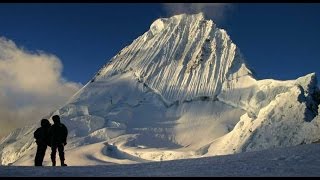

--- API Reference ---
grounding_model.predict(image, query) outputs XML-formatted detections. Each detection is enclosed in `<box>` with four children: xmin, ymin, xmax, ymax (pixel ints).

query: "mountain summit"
<box><xmin>1</xmin><ymin>13</ymin><xmax>320</xmax><ymax>166</ymax></box>
<box><xmin>90</xmin><ymin>13</ymin><xmax>252</xmax><ymax>103</ymax></box>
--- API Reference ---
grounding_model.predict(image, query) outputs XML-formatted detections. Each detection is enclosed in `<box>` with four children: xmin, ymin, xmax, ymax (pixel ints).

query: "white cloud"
<box><xmin>162</xmin><ymin>3</ymin><xmax>233</xmax><ymax>24</ymax></box>
<box><xmin>0</xmin><ymin>37</ymin><xmax>82</xmax><ymax>138</ymax></box>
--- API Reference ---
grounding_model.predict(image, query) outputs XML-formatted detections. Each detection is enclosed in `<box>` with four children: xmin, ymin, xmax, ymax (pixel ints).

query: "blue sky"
<box><xmin>0</xmin><ymin>3</ymin><xmax>319</xmax><ymax>84</ymax></box>
<box><xmin>0</xmin><ymin>3</ymin><xmax>320</xmax><ymax>138</ymax></box>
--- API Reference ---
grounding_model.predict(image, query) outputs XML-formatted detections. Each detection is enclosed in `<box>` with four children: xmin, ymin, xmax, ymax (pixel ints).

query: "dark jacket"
<box><xmin>34</xmin><ymin>124</ymin><xmax>51</xmax><ymax>146</ymax></box>
<box><xmin>49</xmin><ymin>123</ymin><xmax>68</xmax><ymax>146</ymax></box>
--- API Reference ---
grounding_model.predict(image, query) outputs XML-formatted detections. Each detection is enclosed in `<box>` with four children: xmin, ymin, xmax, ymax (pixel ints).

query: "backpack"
<box><xmin>34</xmin><ymin>126</ymin><xmax>51</xmax><ymax>146</ymax></box>
<box><xmin>34</xmin><ymin>128</ymin><xmax>41</xmax><ymax>141</ymax></box>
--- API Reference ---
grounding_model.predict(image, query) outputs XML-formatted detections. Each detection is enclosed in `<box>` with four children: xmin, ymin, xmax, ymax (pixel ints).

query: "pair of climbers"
<box><xmin>34</xmin><ymin>115</ymin><xmax>68</xmax><ymax>166</ymax></box>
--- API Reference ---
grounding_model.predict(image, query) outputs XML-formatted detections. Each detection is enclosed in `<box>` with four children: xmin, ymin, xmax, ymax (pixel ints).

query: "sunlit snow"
<box><xmin>1</xmin><ymin>13</ymin><xmax>320</xmax><ymax>176</ymax></box>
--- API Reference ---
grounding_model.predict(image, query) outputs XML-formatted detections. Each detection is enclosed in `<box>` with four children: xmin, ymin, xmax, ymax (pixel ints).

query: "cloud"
<box><xmin>0</xmin><ymin>37</ymin><xmax>82</xmax><ymax>139</ymax></box>
<box><xmin>162</xmin><ymin>3</ymin><xmax>233</xmax><ymax>24</ymax></box>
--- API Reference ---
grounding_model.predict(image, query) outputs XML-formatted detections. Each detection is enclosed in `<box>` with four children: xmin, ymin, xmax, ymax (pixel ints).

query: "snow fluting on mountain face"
<box><xmin>1</xmin><ymin>13</ymin><xmax>320</xmax><ymax>166</ymax></box>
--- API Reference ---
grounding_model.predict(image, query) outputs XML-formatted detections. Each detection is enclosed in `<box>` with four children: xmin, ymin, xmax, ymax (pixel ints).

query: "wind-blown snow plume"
<box><xmin>162</xmin><ymin>3</ymin><xmax>233</xmax><ymax>23</ymax></box>
<box><xmin>0</xmin><ymin>37</ymin><xmax>82</xmax><ymax>139</ymax></box>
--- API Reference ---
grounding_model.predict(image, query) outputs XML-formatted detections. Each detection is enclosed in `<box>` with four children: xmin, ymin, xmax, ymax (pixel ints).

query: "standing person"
<box><xmin>34</xmin><ymin>119</ymin><xmax>51</xmax><ymax>166</ymax></box>
<box><xmin>49</xmin><ymin>115</ymin><xmax>68</xmax><ymax>166</ymax></box>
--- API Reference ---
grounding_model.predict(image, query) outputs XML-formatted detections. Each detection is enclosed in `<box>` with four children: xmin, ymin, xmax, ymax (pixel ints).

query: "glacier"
<box><xmin>1</xmin><ymin>13</ymin><xmax>320</xmax><ymax>166</ymax></box>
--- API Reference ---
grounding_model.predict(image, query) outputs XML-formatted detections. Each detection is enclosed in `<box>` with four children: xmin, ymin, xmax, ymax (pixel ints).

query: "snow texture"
<box><xmin>1</xmin><ymin>143</ymin><xmax>320</xmax><ymax>176</ymax></box>
<box><xmin>1</xmin><ymin>13</ymin><xmax>320</xmax><ymax>169</ymax></box>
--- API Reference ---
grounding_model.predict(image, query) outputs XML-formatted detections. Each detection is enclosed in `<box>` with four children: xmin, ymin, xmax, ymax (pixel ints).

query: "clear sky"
<box><xmin>1</xmin><ymin>3</ymin><xmax>320</xmax><ymax>84</ymax></box>
<box><xmin>1</xmin><ymin>3</ymin><xmax>320</xmax><ymax>138</ymax></box>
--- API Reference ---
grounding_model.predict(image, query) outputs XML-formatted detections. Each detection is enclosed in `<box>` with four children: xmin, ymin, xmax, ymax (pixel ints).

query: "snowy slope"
<box><xmin>1</xmin><ymin>13</ymin><xmax>320</xmax><ymax>166</ymax></box>
<box><xmin>2</xmin><ymin>143</ymin><xmax>320</xmax><ymax>176</ymax></box>
<box><xmin>93</xmin><ymin>13</ymin><xmax>252</xmax><ymax>103</ymax></box>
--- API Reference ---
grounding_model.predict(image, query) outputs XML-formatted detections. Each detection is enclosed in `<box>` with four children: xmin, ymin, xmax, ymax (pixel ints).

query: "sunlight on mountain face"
<box><xmin>1</xmin><ymin>13</ymin><xmax>320</xmax><ymax>166</ymax></box>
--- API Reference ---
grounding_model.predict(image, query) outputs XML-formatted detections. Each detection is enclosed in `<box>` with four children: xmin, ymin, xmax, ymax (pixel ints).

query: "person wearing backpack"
<box><xmin>34</xmin><ymin>119</ymin><xmax>51</xmax><ymax>166</ymax></box>
<box><xmin>49</xmin><ymin>115</ymin><xmax>68</xmax><ymax>166</ymax></box>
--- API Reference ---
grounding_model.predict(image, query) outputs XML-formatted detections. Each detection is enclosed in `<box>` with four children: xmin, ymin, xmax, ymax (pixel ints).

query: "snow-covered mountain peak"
<box><xmin>1</xmin><ymin>14</ymin><xmax>320</xmax><ymax>166</ymax></box>
<box><xmin>93</xmin><ymin>13</ymin><xmax>252</xmax><ymax>104</ymax></box>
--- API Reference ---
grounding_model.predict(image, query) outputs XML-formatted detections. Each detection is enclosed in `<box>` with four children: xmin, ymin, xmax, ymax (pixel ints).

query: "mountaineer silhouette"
<box><xmin>49</xmin><ymin>115</ymin><xmax>68</xmax><ymax>166</ymax></box>
<box><xmin>34</xmin><ymin>119</ymin><xmax>51</xmax><ymax>166</ymax></box>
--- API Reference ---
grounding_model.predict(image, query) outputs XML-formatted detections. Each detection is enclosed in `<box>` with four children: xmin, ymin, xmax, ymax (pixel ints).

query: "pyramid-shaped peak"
<box><xmin>93</xmin><ymin>12</ymin><xmax>252</xmax><ymax>104</ymax></box>
<box><xmin>2</xmin><ymin>9</ymin><xmax>320</xmax><ymax>167</ymax></box>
